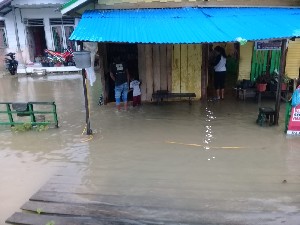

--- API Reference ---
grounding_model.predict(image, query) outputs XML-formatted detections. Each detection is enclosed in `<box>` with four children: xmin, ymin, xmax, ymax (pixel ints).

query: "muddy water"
<box><xmin>0</xmin><ymin>75</ymin><xmax>300</xmax><ymax>224</ymax></box>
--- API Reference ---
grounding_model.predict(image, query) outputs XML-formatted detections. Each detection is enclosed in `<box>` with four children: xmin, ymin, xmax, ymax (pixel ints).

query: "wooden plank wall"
<box><xmin>238</xmin><ymin>42</ymin><xmax>254</xmax><ymax>80</ymax></box>
<box><xmin>286</xmin><ymin>38</ymin><xmax>300</xmax><ymax>79</ymax></box>
<box><xmin>138</xmin><ymin>44</ymin><xmax>173</xmax><ymax>101</ymax></box>
<box><xmin>172</xmin><ymin>44</ymin><xmax>202</xmax><ymax>98</ymax></box>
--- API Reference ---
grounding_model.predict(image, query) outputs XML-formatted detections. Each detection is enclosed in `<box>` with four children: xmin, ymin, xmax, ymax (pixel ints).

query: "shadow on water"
<box><xmin>0</xmin><ymin>75</ymin><xmax>300</xmax><ymax>224</ymax></box>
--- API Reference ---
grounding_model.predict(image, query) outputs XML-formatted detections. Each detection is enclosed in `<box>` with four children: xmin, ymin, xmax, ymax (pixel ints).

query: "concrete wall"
<box><xmin>12</xmin><ymin>0</ymin><xmax>68</xmax><ymax>6</ymax></box>
<box><xmin>4</xmin><ymin>7</ymin><xmax>66</xmax><ymax>64</ymax></box>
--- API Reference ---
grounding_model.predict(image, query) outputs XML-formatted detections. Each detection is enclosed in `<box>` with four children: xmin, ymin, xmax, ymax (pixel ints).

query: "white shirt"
<box><xmin>130</xmin><ymin>80</ymin><xmax>141</xmax><ymax>96</ymax></box>
<box><xmin>214</xmin><ymin>56</ymin><xmax>226</xmax><ymax>72</ymax></box>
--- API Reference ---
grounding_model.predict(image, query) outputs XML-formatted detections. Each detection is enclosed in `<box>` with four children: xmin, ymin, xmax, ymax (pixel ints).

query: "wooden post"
<box><xmin>145</xmin><ymin>44</ymin><xmax>154</xmax><ymax>101</ymax></box>
<box><xmin>153</xmin><ymin>45</ymin><xmax>161</xmax><ymax>92</ymax></box>
<box><xmin>274</xmin><ymin>39</ymin><xmax>287</xmax><ymax>125</ymax></box>
<box><xmin>79</xmin><ymin>42</ymin><xmax>92</xmax><ymax>135</ymax></box>
<box><xmin>166</xmin><ymin>45</ymin><xmax>172</xmax><ymax>92</ymax></box>
<box><xmin>138</xmin><ymin>44</ymin><xmax>147</xmax><ymax>101</ymax></box>
<box><xmin>160</xmin><ymin>45</ymin><xmax>168</xmax><ymax>91</ymax></box>
<box><xmin>98</xmin><ymin>43</ymin><xmax>107</xmax><ymax>104</ymax></box>
<box><xmin>201</xmin><ymin>44</ymin><xmax>209</xmax><ymax>100</ymax></box>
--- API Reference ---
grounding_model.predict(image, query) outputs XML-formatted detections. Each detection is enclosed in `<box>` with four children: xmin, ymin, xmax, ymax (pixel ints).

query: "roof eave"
<box><xmin>0</xmin><ymin>0</ymin><xmax>12</xmax><ymax>16</ymax></box>
<box><xmin>61</xmin><ymin>0</ymin><xmax>89</xmax><ymax>15</ymax></box>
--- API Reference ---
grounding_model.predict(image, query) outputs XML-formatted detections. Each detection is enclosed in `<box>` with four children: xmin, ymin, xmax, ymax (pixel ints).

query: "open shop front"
<box><xmin>69</xmin><ymin>8</ymin><xmax>300</xmax><ymax>120</ymax></box>
<box><xmin>237</xmin><ymin>40</ymin><xmax>296</xmax><ymax>102</ymax></box>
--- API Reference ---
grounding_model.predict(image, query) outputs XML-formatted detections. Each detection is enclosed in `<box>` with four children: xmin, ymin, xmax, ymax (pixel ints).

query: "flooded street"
<box><xmin>1</xmin><ymin>74</ymin><xmax>300</xmax><ymax>224</ymax></box>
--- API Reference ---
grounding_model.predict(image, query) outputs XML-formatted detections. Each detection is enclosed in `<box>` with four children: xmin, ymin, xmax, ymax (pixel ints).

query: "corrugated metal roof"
<box><xmin>70</xmin><ymin>7</ymin><xmax>300</xmax><ymax>44</ymax></box>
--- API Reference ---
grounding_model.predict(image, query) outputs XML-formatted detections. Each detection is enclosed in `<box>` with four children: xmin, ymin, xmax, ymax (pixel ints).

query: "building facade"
<box><xmin>64</xmin><ymin>1</ymin><xmax>300</xmax><ymax>103</ymax></box>
<box><xmin>0</xmin><ymin>0</ymin><xmax>77</xmax><ymax>66</ymax></box>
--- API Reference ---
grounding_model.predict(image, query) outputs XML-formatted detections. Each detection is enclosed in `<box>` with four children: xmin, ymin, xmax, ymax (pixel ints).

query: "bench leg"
<box><xmin>256</xmin><ymin>112</ymin><xmax>265</xmax><ymax>126</ymax></box>
<box><xmin>242</xmin><ymin>89</ymin><xmax>246</xmax><ymax>101</ymax></box>
<box><xmin>269</xmin><ymin>113</ymin><xmax>275</xmax><ymax>126</ymax></box>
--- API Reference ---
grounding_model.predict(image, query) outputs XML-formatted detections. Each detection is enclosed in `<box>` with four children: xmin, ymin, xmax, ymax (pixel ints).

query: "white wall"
<box><xmin>5</xmin><ymin>7</ymin><xmax>68</xmax><ymax>63</ymax></box>
<box><xmin>12</xmin><ymin>0</ymin><xmax>69</xmax><ymax>6</ymax></box>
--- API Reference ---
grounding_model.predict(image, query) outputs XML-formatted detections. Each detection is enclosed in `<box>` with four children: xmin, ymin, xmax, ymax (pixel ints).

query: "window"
<box><xmin>50</xmin><ymin>18</ymin><xmax>75</xmax><ymax>52</ymax></box>
<box><xmin>0</xmin><ymin>21</ymin><xmax>8</xmax><ymax>48</ymax></box>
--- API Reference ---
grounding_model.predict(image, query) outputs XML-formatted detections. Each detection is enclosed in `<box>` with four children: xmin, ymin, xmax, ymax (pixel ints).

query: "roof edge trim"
<box><xmin>61</xmin><ymin>0</ymin><xmax>88</xmax><ymax>15</ymax></box>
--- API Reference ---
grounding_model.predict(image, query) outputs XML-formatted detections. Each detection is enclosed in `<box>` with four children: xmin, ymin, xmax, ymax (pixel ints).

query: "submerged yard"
<box><xmin>0</xmin><ymin>74</ymin><xmax>300</xmax><ymax>224</ymax></box>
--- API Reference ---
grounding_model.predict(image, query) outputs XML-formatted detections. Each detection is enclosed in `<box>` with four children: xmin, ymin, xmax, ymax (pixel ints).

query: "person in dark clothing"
<box><xmin>110</xmin><ymin>56</ymin><xmax>130</xmax><ymax>111</ymax></box>
<box><xmin>213</xmin><ymin>46</ymin><xmax>227</xmax><ymax>100</ymax></box>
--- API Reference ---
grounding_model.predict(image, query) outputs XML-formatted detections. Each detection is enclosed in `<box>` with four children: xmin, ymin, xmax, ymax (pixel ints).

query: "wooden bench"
<box><xmin>234</xmin><ymin>87</ymin><xmax>256</xmax><ymax>100</ymax></box>
<box><xmin>152</xmin><ymin>90</ymin><xmax>196</xmax><ymax>104</ymax></box>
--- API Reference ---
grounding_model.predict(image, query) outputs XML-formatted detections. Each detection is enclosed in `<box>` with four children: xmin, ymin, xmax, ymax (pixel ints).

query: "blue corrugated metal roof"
<box><xmin>70</xmin><ymin>7</ymin><xmax>300</xmax><ymax>44</ymax></box>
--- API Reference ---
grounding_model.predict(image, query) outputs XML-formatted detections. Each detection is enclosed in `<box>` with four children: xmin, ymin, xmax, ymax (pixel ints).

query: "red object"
<box><xmin>281</xmin><ymin>83</ymin><xmax>287</xmax><ymax>91</ymax></box>
<box><xmin>44</xmin><ymin>47</ymin><xmax>74</xmax><ymax>64</ymax></box>
<box><xmin>287</xmin><ymin>105</ymin><xmax>300</xmax><ymax>135</ymax></box>
<box><xmin>133</xmin><ymin>95</ymin><xmax>141</xmax><ymax>107</ymax></box>
<box><xmin>257</xmin><ymin>83</ymin><xmax>267</xmax><ymax>92</ymax></box>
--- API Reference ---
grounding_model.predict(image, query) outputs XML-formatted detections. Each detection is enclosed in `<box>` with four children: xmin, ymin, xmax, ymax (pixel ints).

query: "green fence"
<box><xmin>0</xmin><ymin>102</ymin><xmax>58</xmax><ymax>128</ymax></box>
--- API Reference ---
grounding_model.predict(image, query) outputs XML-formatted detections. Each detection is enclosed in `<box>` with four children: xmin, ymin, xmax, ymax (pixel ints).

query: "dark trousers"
<box><xmin>214</xmin><ymin>71</ymin><xmax>226</xmax><ymax>89</ymax></box>
<box><xmin>133</xmin><ymin>95</ymin><xmax>141</xmax><ymax>107</ymax></box>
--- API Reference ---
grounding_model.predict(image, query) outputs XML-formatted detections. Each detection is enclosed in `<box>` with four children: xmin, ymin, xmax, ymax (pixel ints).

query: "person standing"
<box><xmin>213</xmin><ymin>46</ymin><xmax>227</xmax><ymax>100</ymax></box>
<box><xmin>110</xmin><ymin>56</ymin><xmax>130</xmax><ymax>111</ymax></box>
<box><xmin>130</xmin><ymin>77</ymin><xmax>141</xmax><ymax>107</ymax></box>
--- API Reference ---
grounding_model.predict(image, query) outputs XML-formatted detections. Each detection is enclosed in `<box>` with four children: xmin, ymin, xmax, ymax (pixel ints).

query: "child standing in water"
<box><xmin>130</xmin><ymin>77</ymin><xmax>141</xmax><ymax>107</ymax></box>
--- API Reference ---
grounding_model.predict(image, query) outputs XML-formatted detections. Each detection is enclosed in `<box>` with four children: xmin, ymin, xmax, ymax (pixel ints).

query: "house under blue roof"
<box><xmin>70</xmin><ymin>7</ymin><xmax>300</xmax><ymax>44</ymax></box>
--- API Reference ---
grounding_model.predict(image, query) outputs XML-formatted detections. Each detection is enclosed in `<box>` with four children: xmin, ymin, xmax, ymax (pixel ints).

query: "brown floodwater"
<box><xmin>0</xmin><ymin>74</ymin><xmax>300</xmax><ymax>224</ymax></box>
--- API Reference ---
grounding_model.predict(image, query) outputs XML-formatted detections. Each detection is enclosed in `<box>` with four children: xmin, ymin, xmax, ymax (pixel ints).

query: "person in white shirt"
<box><xmin>213</xmin><ymin>46</ymin><xmax>227</xmax><ymax>100</ymax></box>
<box><xmin>130</xmin><ymin>77</ymin><xmax>141</xmax><ymax>107</ymax></box>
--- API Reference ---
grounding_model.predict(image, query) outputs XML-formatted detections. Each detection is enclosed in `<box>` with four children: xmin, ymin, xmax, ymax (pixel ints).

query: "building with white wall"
<box><xmin>0</xmin><ymin>0</ymin><xmax>77</xmax><ymax>65</ymax></box>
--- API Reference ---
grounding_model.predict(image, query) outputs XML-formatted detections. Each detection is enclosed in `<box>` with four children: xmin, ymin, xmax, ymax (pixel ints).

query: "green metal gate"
<box><xmin>0</xmin><ymin>102</ymin><xmax>58</xmax><ymax>128</ymax></box>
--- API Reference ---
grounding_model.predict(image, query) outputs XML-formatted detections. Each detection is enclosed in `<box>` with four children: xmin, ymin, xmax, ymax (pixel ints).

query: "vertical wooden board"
<box><xmin>153</xmin><ymin>45</ymin><xmax>161</xmax><ymax>92</ymax></box>
<box><xmin>201</xmin><ymin>44</ymin><xmax>208</xmax><ymax>100</ymax></box>
<box><xmin>145</xmin><ymin>44</ymin><xmax>154</xmax><ymax>101</ymax></box>
<box><xmin>195</xmin><ymin>44</ymin><xmax>202</xmax><ymax>98</ymax></box>
<box><xmin>286</xmin><ymin>38</ymin><xmax>300</xmax><ymax>79</ymax></box>
<box><xmin>187</xmin><ymin>44</ymin><xmax>201</xmax><ymax>98</ymax></box>
<box><xmin>225</xmin><ymin>43</ymin><xmax>235</xmax><ymax>58</ymax></box>
<box><xmin>185</xmin><ymin>45</ymin><xmax>193</xmax><ymax>93</ymax></box>
<box><xmin>167</xmin><ymin>45</ymin><xmax>172</xmax><ymax>92</ymax></box>
<box><xmin>180</xmin><ymin>45</ymin><xmax>188</xmax><ymax>93</ymax></box>
<box><xmin>240</xmin><ymin>42</ymin><xmax>253</xmax><ymax>80</ymax></box>
<box><xmin>103</xmin><ymin>43</ymin><xmax>108</xmax><ymax>73</ymax></box>
<box><xmin>160</xmin><ymin>45</ymin><xmax>168</xmax><ymax>91</ymax></box>
<box><xmin>96</xmin><ymin>43</ymin><xmax>108</xmax><ymax>104</ymax></box>
<box><xmin>138</xmin><ymin>44</ymin><xmax>147</xmax><ymax>101</ymax></box>
<box><xmin>172</xmin><ymin>44</ymin><xmax>181</xmax><ymax>93</ymax></box>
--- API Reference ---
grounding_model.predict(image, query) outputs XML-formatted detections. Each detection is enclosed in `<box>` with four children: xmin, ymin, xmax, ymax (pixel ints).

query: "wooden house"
<box><xmin>61</xmin><ymin>0</ymin><xmax>300</xmax><ymax>104</ymax></box>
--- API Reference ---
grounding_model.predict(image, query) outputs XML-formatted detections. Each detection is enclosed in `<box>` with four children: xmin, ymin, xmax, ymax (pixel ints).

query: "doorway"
<box><xmin>106</xmin><ymin>43</ymin><xmax>139</xmax><ymax>103</ymax></box>
<box><xmin>26</xmin><ymin>26</ymin><xmax>47</xmax><ymax>62</ymax></box>
<box><xmin>207</xmin><ymin>43</ymin><xmax>239</xmax><ymax>98</ymax></box>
